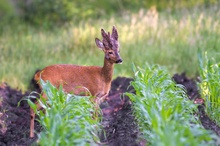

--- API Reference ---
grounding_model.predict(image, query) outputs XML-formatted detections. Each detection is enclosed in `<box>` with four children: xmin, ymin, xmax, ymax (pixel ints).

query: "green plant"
<box><xmin>26</xmin><ymin>79</ymin><xmax>101</xmax><ymax>145</ymax></box>
<box><xmin>19</xmin><ymin>0</ymin><xmax>84</xmax><ymax>26</ymax></box>
<box><xmin>127</xmin><ymin>64</ymin><xmax>217</xmax><ymax>146</ymax></box>
<box><xmin>198</xmin><ymin>52</ymin><xmax>220</xmax><ymax>126</ymax></box>
<box><xmin>9</xmin><ymin>0</ymin><xmax>220</xmax><ymax>26</ymax></box>
<box><xmin>0</xmin><ymin>0</ymin><xmax>14</xmax><ymax>18</ymax></box>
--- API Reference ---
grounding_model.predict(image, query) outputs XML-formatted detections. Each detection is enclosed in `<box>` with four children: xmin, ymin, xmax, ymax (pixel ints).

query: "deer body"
<box><xmin>30</xmin><ymin>26</ymin><xmax>122</xmax><ymax>137</ymax></box>
<box><xmin>34</xmin><ymin>58</ymin><xmax>114</xmax><ymax>100</ymax></box>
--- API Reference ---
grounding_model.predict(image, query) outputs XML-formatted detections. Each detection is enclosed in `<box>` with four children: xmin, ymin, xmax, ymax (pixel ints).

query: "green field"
<box><xmin>0</xmin><ymin>4</ymin><xmax>220</xmax><ymax>91</ymax></box>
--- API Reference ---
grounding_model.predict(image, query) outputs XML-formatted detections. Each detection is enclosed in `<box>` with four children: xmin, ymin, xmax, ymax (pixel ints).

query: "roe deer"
<box><xmin>30</xmin><ymin>26</ymin><xmax>122</xmax><ymax>137</ymax></box>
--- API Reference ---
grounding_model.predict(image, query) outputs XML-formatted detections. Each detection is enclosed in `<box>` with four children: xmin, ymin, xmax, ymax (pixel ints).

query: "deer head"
<box><xmin>95</xmin><ymin>26</ymin><xmax>122</xmax><ymax>64</ymax></box>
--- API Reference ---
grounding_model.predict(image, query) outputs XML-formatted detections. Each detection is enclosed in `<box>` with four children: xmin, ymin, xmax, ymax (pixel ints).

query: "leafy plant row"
<box><xmin>128</xmin><ymin>64</ymin><xmax>217</xmax><ymax>146</ymax></box>
<box><xmin>27</xmin><ymin>79</ymin><xmax>101</xmax><ymax>146</ymax></box>
<box><xmin>198</xmin><ymin>52</ymin><xmax>220</xmax><ymax>126</ymax></box>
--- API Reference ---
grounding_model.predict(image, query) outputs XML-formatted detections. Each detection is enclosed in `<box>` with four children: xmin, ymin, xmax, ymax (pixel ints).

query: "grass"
<box><xmin>0</xmin><ymin>4</ymin><xmax>220</xmax><ymax>91</ymax></box>
<box><xmin>127</xmin><ymin>64</ymin><xmax>218</xmax><ymax>146</ymax></box>
<box><xmin>25</xmin><ymin>79</ymin><xmax>101</xmax><ymax>145</ymax></box>
<box><xmin>198</xmin><ymin>52</ymin><xmax>220</xmax><ymax>126</ymax></box>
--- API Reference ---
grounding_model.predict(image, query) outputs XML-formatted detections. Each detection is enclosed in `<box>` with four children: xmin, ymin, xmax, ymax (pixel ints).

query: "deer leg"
<box><xmin>91</xmin><ymin>93</ymin><xmax>108</xmax><ymax>119</ymax></box>
<box><xmin>30</xmin><ymin>107</ymin><xmax>35</xmax><ymax>138</ymax></box>
<box><xmin>30</xmin><ymin>93</ymin><xmax>47</xmax><ymax>138</ymax></box>
<box><xmin>96</xmin><ymin>93</ymin><xmax>108</xmax><ymax>105</ymax></box>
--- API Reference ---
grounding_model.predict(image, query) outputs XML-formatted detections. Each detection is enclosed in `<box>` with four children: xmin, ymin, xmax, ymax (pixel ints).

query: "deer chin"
<box><xmin>116</xmin><ymin>62</ymin><xmax>123</xmax><ymax>64</ymax></box>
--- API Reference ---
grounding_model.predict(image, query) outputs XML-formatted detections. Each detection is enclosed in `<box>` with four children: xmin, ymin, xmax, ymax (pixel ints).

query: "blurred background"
<box><xmin>0</xmin><ymin>0</ymin><xmax>220</xmax><ymax>91</ymax></box>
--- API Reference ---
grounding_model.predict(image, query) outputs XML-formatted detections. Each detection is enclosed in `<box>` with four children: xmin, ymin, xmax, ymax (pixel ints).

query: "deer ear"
<box><xmin>95</xmin><ymin>38</ymin><xmax>104</xmax><ymax>49</ymax></box>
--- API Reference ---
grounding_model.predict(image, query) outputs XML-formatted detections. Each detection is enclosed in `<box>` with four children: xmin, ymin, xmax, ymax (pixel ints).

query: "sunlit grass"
<box><xmin>0</xmin><ymin>4</ymin><xmax>220</xmax><ymax>91</ymax></box>
<box><xmin>198</xmin><ymin>52</ymin><xmax>220</xmax><ymax>126</ymax></box>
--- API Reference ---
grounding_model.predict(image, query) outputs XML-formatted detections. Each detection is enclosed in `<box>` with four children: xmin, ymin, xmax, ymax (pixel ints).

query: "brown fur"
<box><xmin>34</xmin><ymin>58</ymin><xmax>114</xmax><ymax>100</ymax></box>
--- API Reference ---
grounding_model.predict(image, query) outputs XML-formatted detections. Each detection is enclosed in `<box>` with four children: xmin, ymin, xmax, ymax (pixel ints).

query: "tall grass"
<box><xmin>26</xmin><ymin>80</ymin><xmax>101</xmax><ymax>145</ymax></box>
<box><xmin>198</xmin><ymin>52</ymin><xmax>220</xmax><ymax>126</ymax></box>
<box><xmin>127</xmin><ymin>64</ymin><xmax>218</xmax><ymax>145</ymax></box>
<box><xmin>0</xmin><ymin>4</ymin><xmax>220</xmax><ymax>91</ymax></box>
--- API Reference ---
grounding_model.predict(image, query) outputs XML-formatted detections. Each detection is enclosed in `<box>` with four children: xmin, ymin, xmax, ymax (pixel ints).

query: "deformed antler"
<box><xmin>101</xmin><ymin>29</ymin><xmax>110</xmax><ymax>49</ymax></box>
<box><xmin>100</xmin><ymin>26</ymin><xmax>119</xmax><ymax>50</ymax></box>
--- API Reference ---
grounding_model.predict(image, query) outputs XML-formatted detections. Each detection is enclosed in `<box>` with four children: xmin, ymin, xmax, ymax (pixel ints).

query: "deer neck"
<box><xmin>101</xmin><ymin>58</ymin><xmax>114</xmax><ymax>83</ymax></box>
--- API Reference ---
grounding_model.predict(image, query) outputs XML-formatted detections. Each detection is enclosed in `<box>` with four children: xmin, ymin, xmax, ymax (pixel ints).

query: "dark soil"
<box><xmin>100</xmin><ymin>77</ymin><xmax>140</xmax><ymax>146</ymax></box>
<box><xmin>0</xmin><ymin>74</ymin><xmax>220</xmax><ymax>146</ymax></box>
<box><xmin>172</xmin><ymin>73</ymin><xmax>220</xmax><ymax>137</ymax></box>
<box><xmin>0</xmin><ymin>83</ymin><xmax>41</xmax><ymax>146</ymax></box>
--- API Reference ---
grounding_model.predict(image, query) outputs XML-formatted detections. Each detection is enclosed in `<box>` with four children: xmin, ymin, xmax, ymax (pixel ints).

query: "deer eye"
<box><xmin>108</xmin><ymin>52</ymin><xmax>113</xmax><ymax>55</ymax></box>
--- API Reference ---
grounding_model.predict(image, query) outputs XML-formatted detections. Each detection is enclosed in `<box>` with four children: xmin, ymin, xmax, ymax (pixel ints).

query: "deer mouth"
<box><xmin>116</xmin><ymin>59</ymin><xmax>123</xmax><ymax>64</ymax></box>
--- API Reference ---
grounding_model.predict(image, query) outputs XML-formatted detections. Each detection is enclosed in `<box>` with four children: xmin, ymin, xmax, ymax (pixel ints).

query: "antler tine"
<box><xmin>101</xmin><ymin>28</ymin><xmax>111</xmax><ymax>46</ymax></box>
<box><xmin>111</xmin><ymin>26</ymin><xmax>118</xmax><ymax>40</ymax></box>
<box><xmin>101</xmin><ymin>28</ymin><xmax>108</xmax><ymax>38</ymax></box>
<box><xmin>113</xmin><ymin>25</ymin><xmax>116</xmax><ymax>30</ymax></box>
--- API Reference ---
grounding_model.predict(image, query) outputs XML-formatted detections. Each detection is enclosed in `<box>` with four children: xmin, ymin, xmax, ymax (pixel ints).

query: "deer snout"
<box><xmin>116</xmin><ymin>58</ymin><xmax>123</xmax><ymax>64</ymax></box>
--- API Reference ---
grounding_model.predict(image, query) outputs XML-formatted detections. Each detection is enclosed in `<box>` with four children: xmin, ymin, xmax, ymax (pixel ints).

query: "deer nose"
<box><xmin>116</xmin><ymin>59</ymin><xmax>123</xmax><ymax>64</ymax></box>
